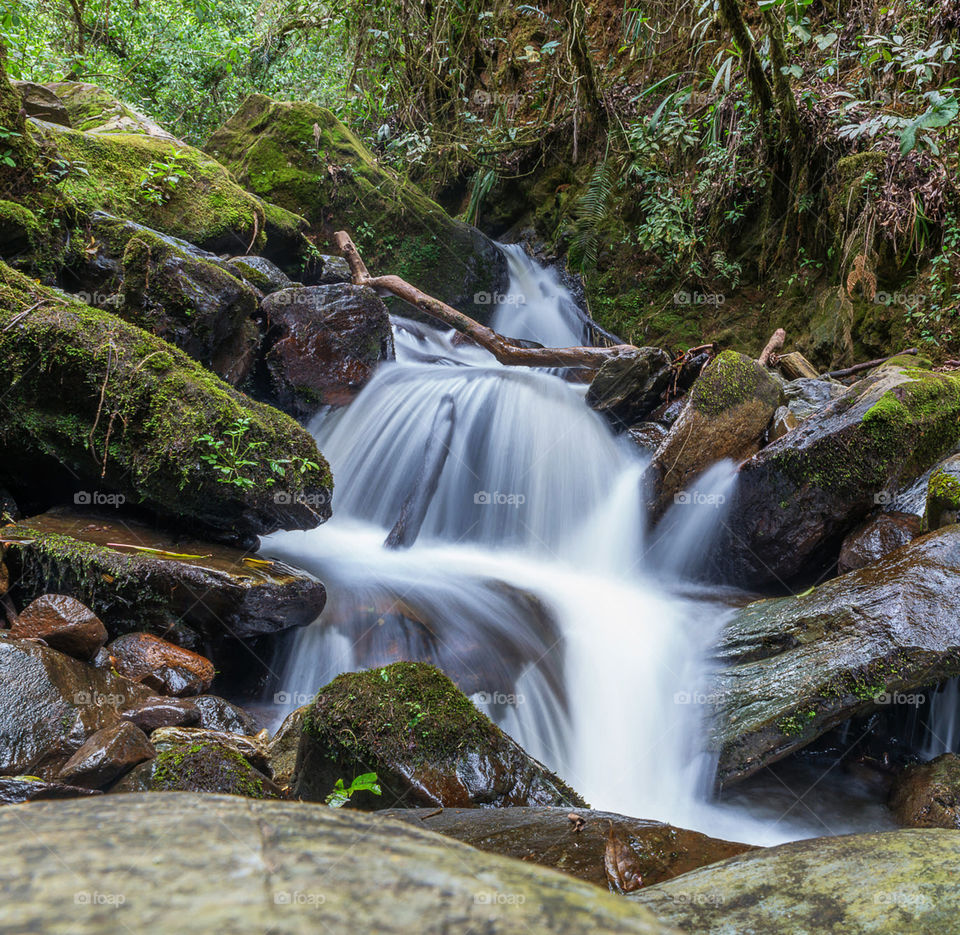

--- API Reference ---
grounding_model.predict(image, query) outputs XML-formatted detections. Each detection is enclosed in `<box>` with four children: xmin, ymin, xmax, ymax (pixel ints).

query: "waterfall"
<box><xmin>923</xmin><ymin>678</ymin><xmax>960</xmax><ymax>757</ymax></box>
<box><xmin>263</xmin><ymin>245</ymin><xmax>876</xmax><ymax>843</ymax></box>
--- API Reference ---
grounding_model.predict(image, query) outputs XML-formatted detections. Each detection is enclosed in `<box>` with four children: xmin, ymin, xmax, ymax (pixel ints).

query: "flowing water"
<box><xmin>263</xmin><ymin>246</ymin><xmax>894</xmax><ymax>845</ymax></box>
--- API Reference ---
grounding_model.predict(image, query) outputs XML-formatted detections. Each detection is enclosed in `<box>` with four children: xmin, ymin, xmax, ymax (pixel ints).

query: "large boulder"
<box><xmin>889</xmin><ymin>754</ymin><xmax>960</xmax><ymax>828</ymax></box>
<box><xmin>43</xmin><ymin>81</ymin><xmax>179</xmax><ymax>139</ymax></box>
<box><xmin>646</xmin><ymin>351</ymin><xmax>781</xmax><ymax>518</ymax></box>
<box><xmin>204</xmin><ymin>95</ymin><xmax>508</xmax><ymax>319</ymax></box>
<box><xmin>0</xmin><ymin>793</ymin><xmax>677</xmax><ymax>934</ymax></box>
<box><xmin>263</xmin><ymin>283</ymin><xmax>394</xmax><ymax>416</ymax></box>
<box><xmin>293</xmin><ymin>662</ymin><xmax>586</xmax><ymax>808</ymax></box>
<box><xmin>631</xmin><ymin>830</ymin><xmax>960</xmax><ymax>934</ymax></box>
<box><xmin>225</xmin><ymin>255</ymin><xmax>295</xmax><ymax>294</ymax></box>
<box><xmin>382</xmin><ymin>807</ymin><xmax>752</xmax><ymax>889</ymax></box>
<box><xmin>1</xmin><ymin>510</ymin><xmax>327</xmax><ymax>639</ymax></box>
<box><xmin>715</xmin><ymin>360</ymin><xmax>960</xmax><ymax>586</ymax></box>
<box><xmin>586</xmin><ymin>347</ymin><xmax>672</xmax><ymax>429</ymax></box>
<box><xmin>0</xmin><ymin>265</ymin><xmax>332</xmax><ymax>541</ymax></box>
<box><xmin>837</xmin><ymin>511</ymin><xmax>922</xmax><ymax>573</ymax></box>
<box><xmin>0</xmin><ymin>634</ymin><xmax>151</xmax><ymax>778</ymax></box>
<box><xmin>711</xmin><ymin>526</ymin><xmax>960</xmax><ymax>785</ymax></box>
<box><xmin>10</xmin><ymin>593</ymin><xmax>108</xmax><ymax>661</ymax></box>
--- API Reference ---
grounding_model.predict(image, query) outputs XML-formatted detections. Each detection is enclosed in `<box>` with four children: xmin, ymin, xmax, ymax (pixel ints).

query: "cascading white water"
<box><xmin>924</xmin><ymin>678</ymin><xmax>960</xmax><ymax>757</ymax></box>
<box><xmin>263</xmin><ymin>245</ymin><xmax>878</xmax><ymax>844</ymax></box>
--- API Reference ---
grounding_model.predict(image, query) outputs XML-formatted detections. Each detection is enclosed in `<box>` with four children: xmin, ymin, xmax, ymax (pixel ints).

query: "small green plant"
<box><xmin>138</xmin><ymin>150</ymin><xmax>191</xmax><ymax>205</ymax></box>
<box><xmin>325</xmin><ymin>772</ymin><xmax>381</xmax><ymax>807</ymax></box>
<box><xmin>0</xmin><ymin>124</ymin><xmax>21</xmax><ymax>168</ymax></box>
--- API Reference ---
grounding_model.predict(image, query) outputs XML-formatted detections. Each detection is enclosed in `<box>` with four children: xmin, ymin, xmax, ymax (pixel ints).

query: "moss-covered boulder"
<box><xmin>262</xmin><ymin>283</ymin><xmax>394</xmax><ymax>416</ymax></box>
<box><xmin>1</xmin><ymin>510</ymin><xmax>327</xmax><ymax>641</ymax></box>
<box><xmin>646</xmin><ymin>351</ymin><xmax>781</xmax><ymax>519</ymax></box>
<box><xmin>925</xmin><ymin>455</ymin><xmax>960</xmax><ymax>531</ymax></box>
<box><xmin>632</xmin><ymin>829</ymin><xmax>960</xmax><ymax>934</ymax></box>
<box><xmin>889</xmin><ymin>754</ymin><xmax>960</xmax><ymax>828</ymax></box>
<box><xmin>0</xmin><ymin>200</ymin><xmax>40</xmax><ymax>258</ymax></box>
<box><xmin>204</xmin><ymin>95</ymin><xmax>507</xmax><ymax>318</ymax></box>
<box><xmin>0</xmin><ymin>263</ymin><xmax>331</xmax><ymax>541</ymax></box>
<box><xmin>113</xmin><ymin>739</ymin><xmax>278</xmax><ymax>797</ymax></box>
<box><xmin>43</xmin><ymin>81</ymin><xmax>177</xmax><ymax>138</ymax></box>
<box><xmin>294</xmin><ymin>662</ymin><xmax>586</xmax><ymax>808</ymax></box>
<box><xmin>716</xmin><ymin>360</ymin><xmax>960</xmax><ymax>586</ymax></box>
<box><xmin>30</xmin><ymin>117</ymin><xmax>285</xmax><ymax>255</ymax></box>
<box><xmin>711</xmin><ymin>525</ymin><xmax>960</xmax><ymax>785</ymax></box>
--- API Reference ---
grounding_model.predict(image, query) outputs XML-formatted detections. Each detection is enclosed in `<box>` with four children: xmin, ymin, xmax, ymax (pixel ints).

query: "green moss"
<box><xmin>0</xmin><ymin>200</ymin><xmax>40</xmax><ymax>243</ymax></box>
<box><xmin>777</xmin><ymin>709</ymin><xmax>816</xmax><ymax>736</ymax></box>
<box><xmin>306</xmin><ymin>662</ymin><xmax>494</xmax><ymax>767</ymax></box>
<box><xmin>150</xmin><ymin>742</ymin><xmax>272</xmax><ymax>798</ymax></box>
<box><xmin>928</xmin><ymin>469</ymin><xmax>960</xmax><ymax>508</ymax></box>
<box><xmin>690</xmin><ymin>350</ymin><xmax>780</xmax><ymax>416</ymax></box>
<box><xmin>0</xmin><ymin>261</ymin><xmax>332</xmax><ymax>532</ymax></box>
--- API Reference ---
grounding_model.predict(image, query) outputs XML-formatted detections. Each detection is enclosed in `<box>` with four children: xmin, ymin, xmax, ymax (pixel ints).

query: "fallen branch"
<box><xmin>758</xmin><ymin>328</ymin><xmax>786</xmax><ymax>367</ymax></box>
<box><xmin>821</xmin><ymin>348</ymin><xmax>918</xmax><ymax>381</ymax></box>
<box><xmin>333</xmin><ymin>231</ymin><xmax>635</xmax><ymax>369</ymax></box>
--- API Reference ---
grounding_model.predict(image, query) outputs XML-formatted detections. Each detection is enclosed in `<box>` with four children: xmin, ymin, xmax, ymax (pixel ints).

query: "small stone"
<box><xmin>58</xmin><ymin>722</ymin><xmax>155</xmax><ymax>789</ymax></box>
<box><xmin>120</xmin><ymin>696</ymin><xmax>200</xmax><ymax>732</ymax></box>
<box><xmin>107</xmin><ymin>633</ymin><xmax>214</xmax><ymax>697</ymax></box>
<box><xmin>11</xmin><ymin>594</ymin><xmax>108</xmax><ymax>661</ymax></box>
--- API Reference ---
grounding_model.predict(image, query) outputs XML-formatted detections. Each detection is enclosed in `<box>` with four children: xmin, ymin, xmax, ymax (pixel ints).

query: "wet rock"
<box><xmin>119</xmin><ymin>227</ymin><xmax>259</xmax><ymax>383</ymax></box>
<box><xmin>769</xmin><ymin>405</ymin><xmax>798</xmax><ymax>442</ymax></box>
<box><xmin>301</xmin><ymin>253</ymin><xmax>352</xmax><ymax>286</ymax></box>
<box><xmin>263</xmin><ymin>283</ymin><xmax>394</xmax><ymax>416</ymax></box>
<box><xmin>107</xmin><ymin>633</ymin><xmax>214</xmax><ymax>697</ymax></box>
<box><xmin>0</xmin><ymin>776</ymin><xmax>101</xmax><ymax>804</ymax></box>
<box><xmin>225</xmin><ymin>255</ymin><xmax>295</xmax><ymax>294</ymax></box>
<box><xmin>783</xmin><ymin>376</ymin><xmax>845</xmax><ymax>420</ymax></box>
<box><xmin>10</xmin><ymin>594</ymin><xmax>108</xmax><ymax>661</ymax></box>
<box><xmin>889</xmin><ymin>754</ymin><xmax>960</xmax><ymax>828</ymax></box>
<box><xmin>12</xmin><ymin>80</ymin><xmax>70</xmax><ymax>125</ymax></box>
<box><xmin>647</xmin><ymin>351</ymin><xmax>781</xmax><ymax>519</ymax></box>
<box><xmin>205</xmin><ymin>95</ymin><xmax>508</xmax><ymax>320</ymax></box>
<box><xmin>268</xmin><ymin>705</ymin><xmax>308</xmax><ymax>793</ymax></box>
<box><xmin>2</xmin><ymin>510</ymin><xmax>326</xmax><ymax>640</ymax></box>
<box><xmin>57</xmin><ymin>722</ymin><xmax>155</xmax><ymax>788</ymax></box>
<box><xmin>0</xmin><ymin>635</ymin><xmax>151</xmax><ymax>777</ymax></box>
<box><xmin>294</xmin><ymin>662</ymin><xmax>586</xmax><ymax>808</ymax></box>
<box><xmin>712</xmin><ymin>526</ymin><xmax>960</xmax><ymax>785</ymax></box>
<box><xmin>838</xmin><ymin>511</ymin><xmax>922</xmax><ymax>573</ymax></box>
<box><xmin>627</xmin><ymin>422</ymin><xmax>668</xmax><ymax>453</ymax></box>
<box><xmin>383</xmin><ymin>807</ymin><xmax>752</xmax><ymax>889</ymax></box>
<box><xmin>0</xmin><ymin>794</ymin><xmax>677</xmax><ymax>934</ymax></box>
<box><xmin>924</xmin><ymin>454</ymin><xmax>960</xmax><ymax>531</ymax></box>
<box><xmin>716</xmin><ymin>360</ymin><xmax>960</xmax><ymax>587</ymax></box>
<box><xmin>113</xmin><ymin>740</ymin><xmax>279</xmax><ymax>797</ymax></box>
<box><xmin>151</xmin><ymin>726</ymin><xmax>270</xmax><ymax>774</ymax></box>
<box><xmin>631</xmin><ymin>829</ymin><xmax>960</xmax><ymax>934</ymax></box>
<box><xmin>586</xmin><ymin>347</ymin><xmax>672</xmax><ymax>429</ymax></box>
<box><xmin>192</xmin><ymin>695</ymin><xmax>259</xmax><ymax>735</ymax></box>
<box><xmin>0</xmin><ymin>264</ymin><xmax>332</xmax><ymax>541</ymax></box>
<box><xmin>120</xmin><ymin>696</ymin><xmax>200</xmax><ymax>732</ymax></box>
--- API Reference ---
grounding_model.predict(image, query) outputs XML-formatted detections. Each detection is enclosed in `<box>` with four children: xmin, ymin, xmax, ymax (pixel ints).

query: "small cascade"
<box><xmin>923</xmin><ymin>678</ymin><xmax>960</xmax><ymax>757</ymax></box>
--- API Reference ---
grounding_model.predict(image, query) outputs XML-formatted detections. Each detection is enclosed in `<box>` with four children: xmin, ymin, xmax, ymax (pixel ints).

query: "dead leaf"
<box><xmin>604</xmin><ymin>821</ymin><xmax>644</xmax><ymax>894</ymax></box>
<box><xmin>567</xmin><ymin>812</ymin><xmax>586</xmax><ymax>832</ymax></box>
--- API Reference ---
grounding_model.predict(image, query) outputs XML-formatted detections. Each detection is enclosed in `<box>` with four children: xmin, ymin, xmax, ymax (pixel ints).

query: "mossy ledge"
<box><xmin>0</xmin><ymin>261</ymin><xmax>331</xmax><ymax>540</ymax></box>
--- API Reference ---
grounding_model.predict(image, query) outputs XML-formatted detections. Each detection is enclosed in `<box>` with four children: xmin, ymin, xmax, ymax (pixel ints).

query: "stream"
<box><xmin>262</xmin><ymin>245</ymin><xmax>897</xmax><ymax>846</ymax></box>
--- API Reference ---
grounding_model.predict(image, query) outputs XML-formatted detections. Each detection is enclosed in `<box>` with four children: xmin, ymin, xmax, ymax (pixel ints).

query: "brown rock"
<box><xmin>107</xmin><ymin>633</ymin><xmax>214</xmax><ymax>697</ymax></box>
<box><xmin>263</xmin><ymin>283</ymin><xmax>394</xmax><ymax>417</ymax></box>
<box><xmin>11</xmin><ymin>594</ymin><xmax>108</xmax><ymax>661</ymax></box>
<box><xmin>382</xmin><ymin>807</ymin><xmax>752</xmax><ymax>890</ymax></box>
<box><xmin>838</xmin><ymin>511</ymin><xmax>922</xmax><ymax>573</ymax></box>
<box><xmin>0</xmin><ymin>778</ymin><xmax>100</xmax><ymax>805</ymax></box>
<box><xmin>120</xmin><ymin>696</ymin><xmax>200</xmax><ymax>732</ymax></box>
<box><xmin>58</xmin><ymin>722</ymin><xmax>155</xmax><ymax>789</ymax></box>
<box><xmin>12</xmin><ymin>80</ymin><xmax>70</xmax><ymax>125</ymax></box>
<box><xmin>890</xmin><ymin>754</ymin><xmax>960</xmax><ymax>828</ymax></box>
<box><xmin>149</xmin><ymin>726</ymin><xmax>270</xmax><ymax>775</ymax></box>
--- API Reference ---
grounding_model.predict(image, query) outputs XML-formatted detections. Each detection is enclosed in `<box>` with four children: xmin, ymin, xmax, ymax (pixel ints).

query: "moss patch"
<box><xmin>690</xmin><ymin>350</ymin><xmax>780</xmax><ymax>416</ymax></box>
<box><xmin>150</xmin><ymin>742</ymin><xmax>274</xmax><ymax>798</ymax></box>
